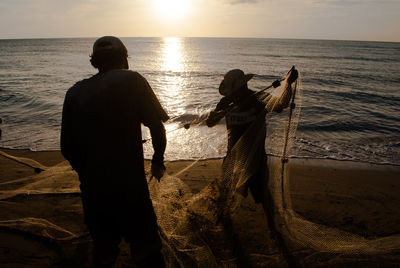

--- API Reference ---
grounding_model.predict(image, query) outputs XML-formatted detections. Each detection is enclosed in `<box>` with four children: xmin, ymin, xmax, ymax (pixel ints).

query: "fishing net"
<box><xmin>1</xmin><ymin>67</ymin><xmax>400</xmax><ymax>267</ymax></box>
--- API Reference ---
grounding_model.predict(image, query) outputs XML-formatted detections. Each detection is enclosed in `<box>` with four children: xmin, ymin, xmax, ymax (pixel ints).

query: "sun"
<box><xmin>152</xmin><ymin>0</ymin><xmax>191</xmax><ymax>20</ymax></box>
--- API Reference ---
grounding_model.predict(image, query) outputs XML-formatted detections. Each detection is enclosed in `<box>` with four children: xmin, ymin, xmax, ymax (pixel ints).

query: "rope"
<box><xmin>0</xmin><ymin>150</ymin><xmax>46</xmax><ymax>173</ymax></box>
<box><xmin>280</xmin><ymin>79</ymin><xmax>298</xmax><ymax>209</ymax></box>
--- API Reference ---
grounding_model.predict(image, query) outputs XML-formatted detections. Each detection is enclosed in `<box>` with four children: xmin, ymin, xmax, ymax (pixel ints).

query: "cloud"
<box><xmin>313</xmin><ymin>0</ymin><xmax>396</xmax><ymax>5</ymax></box>
<box><xmin>229</xmin><ymin>0</ymin><xmax>258</xmax><ymax>4</ymax></box>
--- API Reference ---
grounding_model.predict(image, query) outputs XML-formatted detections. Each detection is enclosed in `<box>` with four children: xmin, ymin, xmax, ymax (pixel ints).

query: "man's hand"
<box><xmin>272</xmin><ymin>80</ymin><xmax>281</xmax><ymax>88</ymax></box>
<box><xmin>150</xmin><ymin>161</ymin><xmax>166</xmax><ymax>182</ymax></box>
<box><xmin>287</xmin><ymin>68</ymin><xmax>298</xmax><ymax>85</ymax></box>
<box><xmin>206</xmin><ymin>110</ymin><xmax>225</xmax><ymax>127</ymax></box>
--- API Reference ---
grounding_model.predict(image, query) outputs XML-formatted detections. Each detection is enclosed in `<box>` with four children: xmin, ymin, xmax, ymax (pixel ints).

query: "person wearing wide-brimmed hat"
<box><xmin>205</xmin><ymin>68</ymin><xmax>294</xmax><ymax>251</ymax></box>
<box><xmin>205</xmin><ymin>69</ymin><xmax>284</xmax><ymax>203</ymax></box>
<box><xmin>61</xmin><ymin>36</ymin><xmax>168</xmax><ymax>267</ymax></box>
<box><xmin>206</xmin><ymin>69</ymin><xmax>282</xmax><ymax>152</ymax></box>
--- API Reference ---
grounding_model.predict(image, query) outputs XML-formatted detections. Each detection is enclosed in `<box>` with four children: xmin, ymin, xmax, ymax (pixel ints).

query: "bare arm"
<box><xmin>272</xmin><ymin>84</ymin><xmax>293</xmax><ymax>113</ymax></box>
<box><xmin>272</xmin><ymin>67</ymin><xmax>298</xmax><ymax>113</ymax></box>
<box><xmin>60</xmin><ymin>92</ymin><xmax>73</xmax><ymax>163</ymax></box>
<box><xmin>149</xmin><ymin>120</ymin><xmax>166</xmax><ymax>164</ymax></box>
<box><xmin>136</xmin><ymin>73</ymin><xmax>168</xmax><ymax>180</ymax></box>
<box><xmin>206</xmin><ymin>97</ymin><xmax>231</xmax><ymax>127</ymax></box>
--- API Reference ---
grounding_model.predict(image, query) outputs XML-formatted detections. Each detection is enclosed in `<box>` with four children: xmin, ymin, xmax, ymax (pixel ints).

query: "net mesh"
<box><xmin>1</xmin><ymin>68</ymin><xmax>400</xmax><ymax>267</ymax></box>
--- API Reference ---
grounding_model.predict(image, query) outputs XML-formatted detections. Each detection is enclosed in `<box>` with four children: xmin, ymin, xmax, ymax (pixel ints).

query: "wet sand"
<box><xmin>0</xmin><ymin>149</ymin><xmax>399</xmax><ymax>267</ymax></box>
<box><xmin>286</xmin><ymin>158</ymin><xmax>400</xmax><ymax>237</ymax></box>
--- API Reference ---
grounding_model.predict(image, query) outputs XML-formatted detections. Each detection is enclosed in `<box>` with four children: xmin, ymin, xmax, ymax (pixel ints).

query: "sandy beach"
<box><xmin>1</xmin><ymin>148</ymin><xmax>400</xmax><ymax>267</ymax></box>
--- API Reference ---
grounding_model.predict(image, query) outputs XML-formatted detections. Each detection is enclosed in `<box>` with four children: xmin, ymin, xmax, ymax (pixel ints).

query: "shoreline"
<box><xmin>1</xmin><ymin>147</ymin><xmax>399</xmax><ymax>168</ymax></box>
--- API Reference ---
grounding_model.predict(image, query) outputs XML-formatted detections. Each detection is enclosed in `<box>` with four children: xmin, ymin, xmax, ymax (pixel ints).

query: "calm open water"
<box><xmin>0</xmin><ymin>37</ymin><xmax>399</xmax><ymax>164</ymax></box>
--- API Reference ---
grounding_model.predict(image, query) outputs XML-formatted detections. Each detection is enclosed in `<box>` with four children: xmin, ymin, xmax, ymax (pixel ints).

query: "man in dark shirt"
<box><xmin>61</xmin><ymin>36</ymin><xmax>168</xmax><ymax>267</ymax></box>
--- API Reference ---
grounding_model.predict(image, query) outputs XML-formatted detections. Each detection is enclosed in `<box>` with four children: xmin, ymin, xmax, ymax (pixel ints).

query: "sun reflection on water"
<box><xmin>158</xmin><ymin>37</ymin><xmax>187</xmax><ymax>117</ymax></box>
<box><xmin>161</xmin><ymin>37</ymin><xmax>185</xmax><ymax>72</ymax></box>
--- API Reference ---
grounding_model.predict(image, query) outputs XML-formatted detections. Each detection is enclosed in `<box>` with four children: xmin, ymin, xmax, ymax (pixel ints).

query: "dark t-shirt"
<box><xmin>211</xmin><ymin>89</ymin><xmax>266</xmax><ymax>151</ymax></box>
<box><xmin>61</xmin><ymin>70</ymin><xmax>168</xmax><ymax>198</ymax></box>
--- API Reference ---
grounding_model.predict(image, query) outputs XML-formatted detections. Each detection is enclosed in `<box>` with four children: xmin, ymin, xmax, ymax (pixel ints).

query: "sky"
<box><xmin>0</xmin><ymin>0</ymin><xmax>399</xmax><ymax>42</ymax></box>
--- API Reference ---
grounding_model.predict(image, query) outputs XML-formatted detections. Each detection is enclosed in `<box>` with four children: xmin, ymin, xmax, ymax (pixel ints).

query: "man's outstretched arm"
<box><xmin>272</xmin><ymin>84</ymin><xmax>293</xmax><ymax>113</ymax></box>
<box><xmin>272</xmin><ymin>67</ymin><xmax>298</xmax><ymax>113</ymax></box>
<box><xmin>205</xmin><ymin>97</ymin><xmax>231</xmax><ymax>127</ymax></box>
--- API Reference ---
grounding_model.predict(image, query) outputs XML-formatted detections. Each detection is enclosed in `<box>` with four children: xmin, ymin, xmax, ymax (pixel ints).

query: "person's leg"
<box><xmin>81</xmin><ymin>193</ymin><xmax>122</xmax><ymax>268</ymax></box>
<box><xmin>248</xmin><ymin>155</ymin><xmax>267</xmax><ymax>204</ymax></box>
<box><xmin>130</xmin><ymin>241</ymin><xmax>165</xmax><ymax>268</ymax></box>
<box><xmin>92</xmin><ymin>233</ymin><xmax>121</xmax><ymax>268</ymax></box>
<box><xmin>128</xmin><ymin>224</ymin><xmax>165</xmax><ymax>268</ymax></box>
<box><xmin>124</xmin><ymin>200</ymin><xmax>165</xmax><ymax>268</ymax></box>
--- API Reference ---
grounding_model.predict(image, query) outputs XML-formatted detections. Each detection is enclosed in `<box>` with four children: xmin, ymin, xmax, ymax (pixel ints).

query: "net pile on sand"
<box><xmin>1</xmin><ymin>68</ymin><xmax>400</xmax><ymax>267</ymax></box>
<box><xmin>266</xmin><ymin>74</ymin><xmax>400</xmax><ymax>266</ymax></box>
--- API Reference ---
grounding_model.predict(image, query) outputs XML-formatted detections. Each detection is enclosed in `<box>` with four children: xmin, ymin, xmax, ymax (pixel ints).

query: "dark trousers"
<box><xmin>81</xmin><ymin>191</ymin><xmax>165</xmax><ymax>268</ymax></box>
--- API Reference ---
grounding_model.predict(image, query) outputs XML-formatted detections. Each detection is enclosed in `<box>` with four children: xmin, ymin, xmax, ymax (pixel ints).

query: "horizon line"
<box><xmin>0</xmin><ymin>36</ymin><xmax>399</xmax><ymax>44</ymax></box>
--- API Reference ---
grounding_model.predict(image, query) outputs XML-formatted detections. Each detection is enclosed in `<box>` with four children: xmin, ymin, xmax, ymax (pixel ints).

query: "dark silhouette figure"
<box><xmin>61</xmin><ymin>36</ymin><xmax>169</xmax><ymax>268</ymax></box>
<box><xmin>205</xmin><ymin>69</ymin><xmax>298</xmax><ymax>267</ymax></box>
<box><xmin>206</xmin><ymin>69</ymin><xmax>287</xmax><ymax>203</ymax></box>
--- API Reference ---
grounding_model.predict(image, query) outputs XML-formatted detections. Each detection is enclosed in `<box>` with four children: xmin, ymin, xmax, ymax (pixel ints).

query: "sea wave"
<box><xmin>1</xmin><ymin>37</ymin><xmax>399</xmax><ymax>165</ymax></box>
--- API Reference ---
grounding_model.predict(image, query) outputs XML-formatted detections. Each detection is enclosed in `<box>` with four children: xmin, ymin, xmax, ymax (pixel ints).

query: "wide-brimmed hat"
<box><xmin>92</xmin><ymin>36</ymin><xmax>128</xmax><ymax>55</ymax></box>
<box><xmin>219</xmin><ymin>69</ymin><xmax>254</xmax><ymax>96</ymax></box>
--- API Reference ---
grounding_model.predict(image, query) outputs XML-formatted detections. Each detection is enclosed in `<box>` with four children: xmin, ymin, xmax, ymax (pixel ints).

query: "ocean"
<box><xmin>0</xmin><ymin>37</ymin><xmax>399</xmax><ymax>165</ymax></box>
